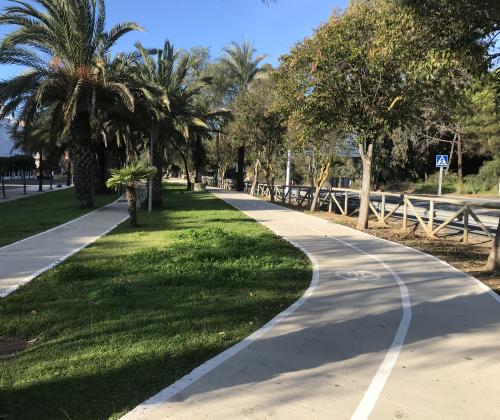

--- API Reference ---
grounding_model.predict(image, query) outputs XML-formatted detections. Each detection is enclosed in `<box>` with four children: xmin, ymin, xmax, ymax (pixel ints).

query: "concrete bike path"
<box><xmin>0</xmin><ymin>199</ymin><xmax>129</xmax><ymax>298</ymax></box>
<box><xmin>123</xmin><ymin>189</ymin><xmax>500</xmax><ymax>420</ymax></box>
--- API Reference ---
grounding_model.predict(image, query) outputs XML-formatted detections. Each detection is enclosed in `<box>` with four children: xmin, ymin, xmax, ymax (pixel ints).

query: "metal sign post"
<box><xmin>435</xmin><ymin>155</ymin><xmax>449</xmax><ymax>196</ymax></box>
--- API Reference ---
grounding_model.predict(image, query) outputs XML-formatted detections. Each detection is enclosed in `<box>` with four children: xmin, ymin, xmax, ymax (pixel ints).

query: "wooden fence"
<box><xmin>239</xmin><ymin>181</ymin><xmax>499</xmax><ymax>244</ymax></box>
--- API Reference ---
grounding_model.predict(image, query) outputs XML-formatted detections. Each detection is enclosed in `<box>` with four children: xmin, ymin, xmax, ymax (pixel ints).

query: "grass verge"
<box><xmin>0</xmin><ymin>185</ymin><xmax>311</xmax><ymax>419</ymax></box>
<box><xmin>0</xmin><ymin>188</ymin><xmax>117</xmax><ymax>247</ymax></box>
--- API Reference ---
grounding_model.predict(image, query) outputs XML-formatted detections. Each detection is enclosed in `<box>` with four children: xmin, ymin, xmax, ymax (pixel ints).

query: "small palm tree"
<box><xmin>106</xmin><ymin>163</ymin><xmax>156</xmax><ymax>227</ymax></box>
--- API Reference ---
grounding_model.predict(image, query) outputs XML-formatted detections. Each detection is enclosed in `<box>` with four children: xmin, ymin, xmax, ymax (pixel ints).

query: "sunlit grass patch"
<box><xmin>0</xmin><ymin>185</ymin><xmax>311</xmax><ymax>419</ymax></box>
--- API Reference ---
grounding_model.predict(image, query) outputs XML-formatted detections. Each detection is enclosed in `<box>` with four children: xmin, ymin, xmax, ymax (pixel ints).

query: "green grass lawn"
<box><xmin>0</xmin><ymin>185</ymin><xmax>311</xmax><ymax>419</ymax></box>
<box><xmin>0</xmin><ymin>188</ymin><xmax>117</xmax><ymax>247</ymax></box>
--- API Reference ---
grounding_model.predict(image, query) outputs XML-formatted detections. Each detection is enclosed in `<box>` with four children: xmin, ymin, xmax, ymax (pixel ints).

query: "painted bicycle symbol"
<box><xmin>334</xmin><ymin>271</ymin><xmax>380</xmax><ymax>281</ymax></box>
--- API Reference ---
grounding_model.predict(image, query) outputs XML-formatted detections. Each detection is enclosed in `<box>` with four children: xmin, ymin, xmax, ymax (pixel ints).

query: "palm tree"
<box><xmin>130</xmin><ymin>41</ymin><xmax>211</xmax><ymax>207</ymax></box>
<box><xmin>0</xmin><ymin>0</ymin><xmax>141</xmax><ymax>208</ymax></box>
<box><xmin>106</xmin><ymin>163</ymin><xmax>156</xmax><ymax>227</ymax></box>
<box><xmin>9</xmin><ymin>110</ymin><xmax>65</xmax><ymax>192</ymax></box>
<box><xmin>220</xmin><ymin>41</ymin><xmax>266</xmax><ymax>95</ymax></box>
<box><xmin>220</xmin><ymin>41</ymin><xmax>266</xmax><ymax>190</ymax></box>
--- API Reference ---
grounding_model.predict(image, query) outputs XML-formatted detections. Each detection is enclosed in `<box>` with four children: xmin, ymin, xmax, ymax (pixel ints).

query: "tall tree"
<box><xmin>276</xmin><ymin>0</ymin><xmax>471</xmax><ymax>229</ymax></box>
<box><xmin>130</xmin><ymin>41</ymin><xmax>211</xmax><ymax>205</ymax></box>
<box><xmin>227</xmin><ymin>76</ymin><xmax>284</xmax><ymax>202</ymax></box>
<box><xmin>220</xmin><ymin>41</ymin><xmax>265</xmax><ymax>191</ymax></box>
<box><xmin>0</xmin><ymin>0</ymin><xmax>140</xmax><ymax>208</ymax></box>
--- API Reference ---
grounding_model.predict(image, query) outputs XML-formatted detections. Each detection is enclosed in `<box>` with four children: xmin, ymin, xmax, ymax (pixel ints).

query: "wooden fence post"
<box><xmin>344</xmin><ymin>191</ymin><xmax>349</xmax><ymax>215</ymax></box>
<box><xmin>463</xmin><ymin>207</ymin><xmax>469</xmax><ymax>243</ymax></box>
<box><xmin>403</xmin><ymin>198</ymin><xmax>408</xmax><ymax>230</ymax></box>
<box><xmin>381</xmin><ymin>194</ymin><xmax>386</xmax><ymax>222</ymax></box>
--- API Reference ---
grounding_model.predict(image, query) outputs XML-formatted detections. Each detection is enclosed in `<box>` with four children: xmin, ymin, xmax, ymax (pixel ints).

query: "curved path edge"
<box><xmin>121</xmin><ymin>227</ymin><xmax>321</xmax><ymax>419</ymax></box>
<box><xmin>122</xmin><ymin>188</ymin><xmax>500</xmax><ymax>420</ymax></box>
<box><xmin>0</xmin><ymin>198</ymin><xmax>129</xmax><ymax>298</ymax></box>
<box><xmin>122</xmin><ymin>189</ymin><xmax>411</xmax><ymax>420</ymax></box>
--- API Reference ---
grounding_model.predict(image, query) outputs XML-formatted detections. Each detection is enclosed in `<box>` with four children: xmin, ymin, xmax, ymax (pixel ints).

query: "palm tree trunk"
<box><xmin>38</xmin><ymin>146</ymin><xmax>43</xmax><ymax>192</ymax></box>
<box><xmin>70</xmin><ymin>141</ymin><xmax>96</xmax><ymax>208</ymax></box>
<box><xmin>126</xmin><ymin>185</ymin><xmax>138</xmax><ymax>227</ymax></box>
<box><xmin>66</xmin><ymin>158</ymin><xmax>71</xmax><ymax>186</ymax></box>
<box><xmin>94</xmin><ymin>143</ymin><xmax>108</xmax><ymax>193</ymax></box>
<box><xmin>181</xmin><ymin>150</ymin><xmax>191</xmax><ymax>190</ymax></box>
<box><xmin>151</xmin><ymin>125</ymin><xmax>163</xmax><ymax>208</ymax></box>
<box><xmin>70</xmin><ymin>111</ymin><xmax>95</xmax><ymax>208</ymax></box>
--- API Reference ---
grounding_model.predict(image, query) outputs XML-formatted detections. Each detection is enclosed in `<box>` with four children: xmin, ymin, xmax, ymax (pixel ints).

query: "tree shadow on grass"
<box><xmin>0</xmin><ymin>225</ymin><xmax>310</xmax><ymax>419</ymax></box>
<box><xmin>2</xmin><ymin>291</ymin><xmax>499</xmax><ymax>420</ymax></box>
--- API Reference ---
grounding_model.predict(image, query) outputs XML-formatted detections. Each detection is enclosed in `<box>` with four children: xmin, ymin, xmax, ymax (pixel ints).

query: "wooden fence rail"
<box><xmin>231</xmin><ymin>180</ymin><xmax>499</xmax><ymax>244</ymax></box>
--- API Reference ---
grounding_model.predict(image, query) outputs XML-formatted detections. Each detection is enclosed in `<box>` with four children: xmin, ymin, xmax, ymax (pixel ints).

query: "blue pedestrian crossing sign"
<box><xmin>436</xmin><ymin>155</ymin><xmax>449</xmax><ymax>168</ymax></box>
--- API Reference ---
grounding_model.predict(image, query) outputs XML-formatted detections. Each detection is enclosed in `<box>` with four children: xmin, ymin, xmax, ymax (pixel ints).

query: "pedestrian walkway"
<box><xmin>0</xmin><ymin>199</ymin><xmax>129</xmax><ymax>297</ymax></box>
<box><xmin>123</xmin><ymin>189</ymin><xmax>500</xmax><ymax>420</ymax></box>
<box><xmin>0</xmin><ymin>184</ymin><xmax>72</xmax><ymax>203</ymax></box>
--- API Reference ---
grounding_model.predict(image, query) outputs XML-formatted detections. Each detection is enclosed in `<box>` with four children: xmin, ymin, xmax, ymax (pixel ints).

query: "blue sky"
<box><xmin>0</xmin><ymin>0</ymin><xmax>347</xmax><ymax>79</ymax></box>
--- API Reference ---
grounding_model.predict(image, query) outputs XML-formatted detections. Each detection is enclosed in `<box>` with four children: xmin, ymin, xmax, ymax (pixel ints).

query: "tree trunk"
<box><xmin>236</xmin><ymin>145</ymin><xmax>245</xmax><ymax>191</ymax></box>
<box><xmin>457</xmin><ymin>133</ymin><xmax>463</xmax><ymax>184</ymax></box>
<box><xmin>22</xmin><ymin>171</ymin><xmax>26</xmax><ymax>195</ymax></box>
<box><xmin>151</xmin><ymin>125</ymin><xmax>163</xmax><ymax>207</ymax></box>
<box><xmin>308</xmin><ymin>157</ymin><xmax>315</xmax><ymax>189</ymax></box>
<box><xmin>192</xmin><ymin>134</ymin><xmax>205</xmax><ymax>184</ymax></box>
<box><xmin>445</xmin><ymin>133</ymin><xmax>457</xmax><ymax>176</ymax></box>
<box><xmin>264</xmin><ymin>166</ymin><xmax>275</xmax><ymax>203</ymax></box>
<box><xmin>250</xmin><ymin>159</ymin><xmax>260</xmax><ymax>196</ymax></box>
<box><xmin>486</xmin><ymin>217</ymin><xmax>500</xmax><ymax>272</ymax></box>
<box><xmin>66</xmin><ymin>159</ymin><xmax>71</xmax><ymax>186</ymax></box>
<box><xmin>38</xmin><ymin>146</ymin><xmax>43</xmax><ymax>192</ymax></box>
<box><xmin>1</xmin><ymin>176</ymin><xmax>5</xmax><ymax>199</ymax></box>
<box><xmin>310</xmin><ymin>162</ymin><xmax>331</xmax><ymax>212</ymax></box>
<box><xmin>357</xmin><ymin>142</ymin><xmax>373</xmax><ymax>230</ymax></box>
<box><xmin>125</xmin><ymin>185</ymin><xmax>138</xmax><ymax>227</ymax></box>
<box><xmin>70</xmin><ymin>111</ymin><xmax>95</xmax><ymax>208</ymax></box>
<box><xmin>94</xmin><ymin>143</ymin><xmax>107</xmax><ymax>193</ymax></box>
<box><xmin>195</xmin><ymin>168</ymin><xmax>202</xmax><ymax>183</ymax></box>
<box><xmin>181</xmin><ymin>150</ymin><xmax>191</xmax><ymax>190</ymax></box>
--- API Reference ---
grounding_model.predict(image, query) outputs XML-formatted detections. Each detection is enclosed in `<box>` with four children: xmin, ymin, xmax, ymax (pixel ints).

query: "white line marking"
<box><xmin>222</xmin><ymin>192</ymin><xmax>413</xmax><ymax>419</ymax></box>
<box><xmin>0</xmin><ymin>202</ymin><xmax>129</xmax><ymax>298</ymax></box>
<box><xmin>120</xmin><ymin>197</ymin><xmax>320</xmax><ymax>419</ymax></box>
<box><xmin>309</xmin><ymin>214</ymin><xmax>500</xmax><ymax>305</ymax></box>
<box><xmin>285</xmin><ymin>215</ymin><xmax>412</xmax><ymax>419</ymax></box>
<box><xmin>330</xmin><ymin>235</ymin><xmax>411</xmax><ymax>420</ymax></box>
